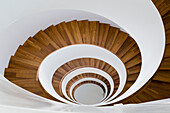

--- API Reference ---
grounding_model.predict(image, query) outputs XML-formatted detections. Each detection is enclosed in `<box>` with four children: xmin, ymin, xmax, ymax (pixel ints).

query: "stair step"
<box><xmin>89</xmin><ymin>21</ymin><xmax>100</xmax><ymax>45</ymax></box>
<box><xmin>105</xmin><ymin>27</ymin><xmax>119</xmax><ymax>50</ymax></box>
<box><xmin>98</xmin><ymin>23</ymin><xmax>110</xmax><ymax>47</ymax></box>
<box><xmin>111</xmin><ymin>32</ymin><xmax>129</xmax><ymax>54</ymax></box>
<box><xmin>125</xmin><ymin>54</ymin><xmax>141</xmax><ymax>68</ymax></box>
<box><xmin>55</xmin><ymin>21</ymin><xmax>71</xmax><ymax>45</ymax></box>
<box><xmin>121</xmin><ymin>44</ymin><xmax>140</xmax><ymax>63</ymax></box>
<box><xmin>19</xmin><ymin>46</ymin><xmax>46</xmax><ymax>59</ymax></box>
<box><xmin>28</xmin><ymin>37</ymin><xmax>53</xmax><ymax>54</ymax></box>
<box><xmin>5</xmin><ymin>68</ymin><xmax>36</xmax><ymax>79</ymax></box>
<box><xmin>153</xmin><ymin>70</ymin><xmax>170</xmax><ymax>83</ymax></box>
<box><xmin>78</xmin><ymin>20</ymin><xmax>90</xmax><ymax>43</ymax></box>
<box><xmin>34</xmin><ymin>30</ymin><xmax>60</xmax><ymax>50</ymax></box>
<box><xmin>116</xmin><ymin>38</ymin><xmax>136</xmax><ymax>58</ymax></box>
<box><xmin>69</xmin><ymin>20</ymin><xmax>83</xmax><ymax>44</ymax></box>
<box><xmin>44</xmin><ymin>25</ymin><xmax>68</xmax><ymax>47</ymax></box>
<box><xmin>127</xmin><ymin>73</ymin><xmax>139</xmax><ymax>82</ymax></box>
<box><xmin>127</xmin><ymin>64</ymin><xmax>141</xmax><ymax>75</ymax></box>
<box><xmin>11</xmin><ymin>56</ymin><xmax>40</xmax><ymax>67</ymax></box>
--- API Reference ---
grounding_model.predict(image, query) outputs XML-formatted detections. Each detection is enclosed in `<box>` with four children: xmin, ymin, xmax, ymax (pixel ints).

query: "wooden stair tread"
<box><xmin>153</xmin><ymin>70</ymin><xmax>170</xmax><ymax>83</ymax></box>
<box><xmin>111</xmin><ymin>32</ymin><xmax>129</xmax><ymax>54</ymax></box>
<box><xmin>78</xmin><ymin>20</ymin><xmax>90</xmax><ymax>43</ymax></box>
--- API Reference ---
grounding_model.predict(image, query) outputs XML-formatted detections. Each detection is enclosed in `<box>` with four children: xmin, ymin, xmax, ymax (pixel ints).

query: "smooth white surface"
<box><xmin>75</xmin><ymin>84</ymin><xmax>104</xmax><ymax>105</ymax></box>
<box><xmin>0</xmin><ymin>75</ymin><xmax>170</xmax><ymax>113</ymax></box>
<box><xmin>1</xmin><ymin>103</ymin><xmax>170</xmax><ymax>113</ymax></box>
<box><xmin>1</xmin><ymin>104</ymin><xmax>170</xmax><ymax>113</ymax></box>
<box><xmin>62</xmin><ymin>67</ymin><xmax>114</xmax><ymax>102</ymax></box>
<box><xmin>69</xmin><ymin>78</ymin><xmax>108</xmax><ymax>103</ymax></box>
<box><xmin>39</xmin><ymin>44</ymin><xmax>127</xmax><ymax>106</ymax></box>
<box><xmin>0</xmin><ymin>76</ymin><xmax>65</xmax><ymax>109</ymax></box>
<box><xmin>0</xmin><ymin>105</ymin><xmax>78</xmax><ymax>113</ymax></box>
<box><xmin>0</xmin><ymin>0</ymin><xmax>165</xmax><ymax>107</ymax></box>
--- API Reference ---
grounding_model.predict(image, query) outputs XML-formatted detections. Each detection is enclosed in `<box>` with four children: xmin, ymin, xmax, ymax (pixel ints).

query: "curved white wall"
<box><xmin>0</xmin><ymin>0</ymin><xmax>166</xmax><ymax>111</ymax></box>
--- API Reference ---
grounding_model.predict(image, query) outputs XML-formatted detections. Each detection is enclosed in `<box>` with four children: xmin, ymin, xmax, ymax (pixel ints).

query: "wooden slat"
<box><xmin>89</xmin><ymin>21</ymin><xmax>99</xmax><ymax>45</ymax></box>
<box><xmin>70</xmin><ymin>20</ymin><xmax>83</xmax><ymax>44</ymax></box>
<box><xmin>55</xmin><ymin>22</ymin><xmax>72</xmax><ymax>45</ymax></box>
<box><xmin>125</xmin><ymin>54</ymin><xmax>141</xmax><ymax>68</ymax></box>
<box><xmin>61</xmin><ymin>21</ymin><xmax>76</xmax><ymax>44</ymax></box>
<box><xmin>15</xmin><ymin>50</ymin><xmax>42</xmax><ymax>63</ymax></box>
<box><xmin>17</xmin><ymin>46</ymin><xmax>45</xmax><ymax>59</ymax></box>
<box><xmin>34</xmin><ymin>30</ymin><xmax>60</xmax><ymax>50</ymax></box>
<box><xmin>98</xmin><ymin>23</ymin><xmax>110</xmax><ymax>47</ymax></box>
<box><xmin>121</xmin><ymin>44</ymin><xmax>140</xmax><ymax>63</ymax></box>
<box><xmin>127</xmin><ymin>73</ymin><xmax>139</xmax><ymax>82</ymax></box>
<box><xmin>153</xmin><ymin>70</ymin><xmax>170</xmax><ymax>83</ymax></box>
<box><xmin>111</xmin><ymin>32</ymin><xmax>128</xmax><ymax>53</ymax></box>
<box><xmin>116</xmin><ymin>38</ymin><xmax>136</xmax><ymax>58</ymax></box>
<box><xmin>44</xmin><ymin>25</ymin><xmax>68</xmax><ymax>47</ymax></box>
<box><xmin>9</xmin><ymin>56</ymin><xmax>40</xmax><ymax>70</ymax></box>
<box><xmin>105</xmin><ymin>27</ymin><xmax>119</xmax><ymax>50</ymax></box>
<box><xmin>78</xmin><ymin>20</ymin><xmax>90</xmax><ymax>43</ymax></box>
<box><xmin>127</xmin><ymin>64</ymin><xmax>141</xmax><ymax>75</ymax></box>
<box><xmin>28</xmin><ymin>37</ymin><xmax>52</xmax><ymax>54</ymax></box>
<box><xmin>5</xmin><ymin>68</ymin><xmax>36</xmax><ymax>79</ymax></box>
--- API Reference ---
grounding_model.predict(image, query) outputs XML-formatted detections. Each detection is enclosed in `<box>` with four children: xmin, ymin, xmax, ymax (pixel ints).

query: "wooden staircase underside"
<box><xmin>4</xmin><ymin>0</ymin><xmax>170</xmax><ymax>106</ymax></box>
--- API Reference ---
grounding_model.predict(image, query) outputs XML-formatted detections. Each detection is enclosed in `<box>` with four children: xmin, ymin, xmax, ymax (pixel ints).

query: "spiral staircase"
<box><xmin>0</xmin><ymin>0</ymin><xmax>170</xmax><ymax>112</ymax></box>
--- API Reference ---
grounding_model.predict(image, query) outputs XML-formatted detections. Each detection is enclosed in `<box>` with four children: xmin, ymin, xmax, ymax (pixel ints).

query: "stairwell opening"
<box><xmin>74</xmin><ymin>83</ymin><xmax>105</xmax><ymax>105</ymax></box>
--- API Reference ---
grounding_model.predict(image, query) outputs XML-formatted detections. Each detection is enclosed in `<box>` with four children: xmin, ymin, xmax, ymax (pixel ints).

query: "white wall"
<box><xmin>0</xmin><ymin>75</ymin><xmax>170</xmax><ymax>113</ymax></box>
<box><xmin>0</xmin><ymin>76</ymin><xmax>64</xmax><ymax>108</ymax></box>
<box><xmin>0</xmin><ymin>0</ymin><xmax>169</xmax><ymax>112</ymax></box>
